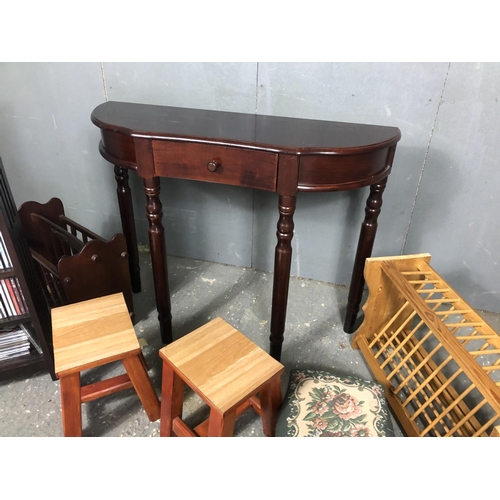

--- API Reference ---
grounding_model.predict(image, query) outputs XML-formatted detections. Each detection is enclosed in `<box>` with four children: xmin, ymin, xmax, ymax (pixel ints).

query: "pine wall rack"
<box><xmin>352</xmin><ymin>253</ymin><xmax>500</xmax><ymax>437</ymax></box>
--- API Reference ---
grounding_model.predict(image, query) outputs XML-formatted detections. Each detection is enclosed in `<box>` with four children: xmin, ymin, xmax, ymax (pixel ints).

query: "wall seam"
<box><xmin>254</xmin><ymin>62</ymin><xmax>260</xmax><ymax>114</ymax></box>
<box><xmin>401</xmin><ymin>62</ymin><xmax>451</xmax><ymax>253</ymax></box>
<box><xmin>250</xmin><ymin>62</ymin><xmax>260</xmax><ymax>269</ymax></box>
<box><xmin>100</xmin><ymin>62</ymin><xmax>109</xmax><ymax>101</ymax></box>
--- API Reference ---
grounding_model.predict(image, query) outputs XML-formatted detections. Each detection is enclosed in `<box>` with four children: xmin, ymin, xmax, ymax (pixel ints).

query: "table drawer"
<box><xmin>152</xmin><ymin>141</ymin><xmax>278</xmax><ymax>191</ymax></box>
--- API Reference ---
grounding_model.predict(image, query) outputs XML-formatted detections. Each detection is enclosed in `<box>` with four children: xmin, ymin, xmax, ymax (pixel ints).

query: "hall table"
<box><xmin>91</xmin><ymin>101</ymin><xmax>401</xmax><ymax>361</ymax></box>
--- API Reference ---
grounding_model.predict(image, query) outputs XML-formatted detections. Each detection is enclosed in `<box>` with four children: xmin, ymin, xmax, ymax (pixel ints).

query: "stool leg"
<box><xmin>160</xmin><ymin>361</ymin><xmax>185</xmax><ymax>437</ymax></box>
<box><xmin>123</xmin><ymin>354</ymin><xmax>160</xmax><ymax>422</ymax></box>
<box><xmin>207</xmin><ymin>408</ymin><xmax>236</xmax><ymax>437</ymax></box>
<box><xmin>59</xmin><ymin>372</ymin><xmax>82</xmax><ymax>437</ymax></box>
<box><xmin>139</xmin><ymin>351</ymin><xmax>149</xmax><ymax>371</ymax></box>
<box><xmin>259</xmin><ymin>375</ymin><xmax>283</xmax><ymax>437</ymax></box>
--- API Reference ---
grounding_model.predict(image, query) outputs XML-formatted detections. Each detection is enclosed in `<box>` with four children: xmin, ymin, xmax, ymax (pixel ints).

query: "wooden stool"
<box><xmin>52</xmin><ymin>293</ymin><xmax>160</xmax><ymax>436</ymax></box>
<box><xmin>159</xmin><ymin>317</ymin><xmax>285</xmax><ymax>437</ymax></box>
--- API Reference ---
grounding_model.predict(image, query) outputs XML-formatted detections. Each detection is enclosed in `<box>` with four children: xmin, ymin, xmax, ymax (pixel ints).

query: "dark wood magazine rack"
<box><xmin>18</xmin><ymin>198</ymin><xmax>134</xmax><ymax>318</ymax></box>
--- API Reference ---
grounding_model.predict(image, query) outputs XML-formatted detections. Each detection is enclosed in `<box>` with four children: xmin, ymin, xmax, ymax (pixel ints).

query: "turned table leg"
<box><xmin>344</xmin><ymin>176</ymin><xmax>388</xmax><ymax>333</ymax></box>
<box><xmin>143</xmin><ymin>177</ymin><xmax>173</xmax><ymax>344</ymax></box>
<box><xmin>114</xmin><ymin>165</ymin><xmax>142</xmax><ymax>293</ymax></box>
<box><xmin>270</xmin><ymin>195</ymin><xmax>296</xmax><ymax>361</ymax></box>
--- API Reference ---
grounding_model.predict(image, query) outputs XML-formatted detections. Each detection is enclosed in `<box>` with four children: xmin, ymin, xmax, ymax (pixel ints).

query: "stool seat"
<box><xmin>52</xmin><ymin>293</ymin><xmax>160</xmax><ymax>436</ymax></box>
<box><xmin>159</xmin><ymin>317</ymin><xmax>285</xmax><ymax>437</ymax></box>
<box><xmin>53</xmin><ymin>295</ymin><xmax>140</xmax><ymax>375</ymax></box>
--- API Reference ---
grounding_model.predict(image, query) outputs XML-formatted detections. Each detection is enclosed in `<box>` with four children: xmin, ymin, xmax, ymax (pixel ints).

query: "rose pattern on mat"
<box><xmin>283</xmin><ymin>370</ymin><xmax>391</xmax><ymax>437</ymax></box>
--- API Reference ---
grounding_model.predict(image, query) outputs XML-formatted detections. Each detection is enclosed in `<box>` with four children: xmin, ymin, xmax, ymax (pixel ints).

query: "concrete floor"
<box><xmin>4</xmin><ymin>248</ymin><xmax>499</xmax><ymax>438</ymax></box>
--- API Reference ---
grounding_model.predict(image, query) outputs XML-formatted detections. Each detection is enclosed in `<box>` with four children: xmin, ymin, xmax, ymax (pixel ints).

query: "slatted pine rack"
<box><xmin>352</xmin><ymin>253</ymin><xmax>500</xmax><ymax>437</ymax></box>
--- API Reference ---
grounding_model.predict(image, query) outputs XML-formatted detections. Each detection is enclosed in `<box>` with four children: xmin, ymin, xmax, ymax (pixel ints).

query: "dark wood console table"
<box><xmin>91</xmin><ymin>101</ymin><xmax>401</xmax><ymax>361</ymax></box>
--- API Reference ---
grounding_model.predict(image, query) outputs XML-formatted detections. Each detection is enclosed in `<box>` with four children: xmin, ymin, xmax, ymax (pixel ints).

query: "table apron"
<box><xmin>152</xmin><ymin>140</ymin><xmax>279</xmax><ymax>192</ymax></box>
<box><xmin>297</xmin><ymin>148</ymin><xmax>391</xmax><ymax>191</ymax></box>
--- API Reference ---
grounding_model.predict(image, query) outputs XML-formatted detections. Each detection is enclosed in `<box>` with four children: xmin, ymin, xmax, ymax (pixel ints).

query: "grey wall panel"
<box><xmin>252</xmin><ymin>189</ymin><xmax>368</xmax><ymax>283</ymax></box>
<box><xmin>131</xmin><ymin>178</ymin><xmax>255</xmax><ymax>267</ymax></box>
<box><xmin>0</xmin><ymin>62</ymin><xmax>121</xmax><ymax>238</ymax></box>
<box><xmin>102</xmin><ymin>62</ymin><xmax>258</xmax><ymax>112</ymax></box>
<box><xmin>252</xmin><ymin>62</ymin><xmax>450</xmax><ymax>284</ymax></box>
<box><xmin>404</xmin><ymin>62</ymin><xmax>500</xmax><ymax>312</ymax></box>
<box><xmin>99</xmin><ymin>62</ymin><xmax>259</xmax><ymax>266</ymax></box>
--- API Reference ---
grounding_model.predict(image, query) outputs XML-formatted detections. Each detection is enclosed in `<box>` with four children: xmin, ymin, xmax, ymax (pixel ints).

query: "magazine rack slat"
<box><xmin>352</xmin><ymin>253</ymin><xmax>500</xmax><ymax>437</ymax></box>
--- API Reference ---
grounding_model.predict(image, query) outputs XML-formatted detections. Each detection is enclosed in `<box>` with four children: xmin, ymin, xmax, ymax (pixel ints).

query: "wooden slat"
<box><xmin>401</xmin><ymin>271</ymin><xmax>432</xmax><ymax>275</ymax></box>
<box><xmin>456</xmin><ymin>334</ymin><xmax>498</xmax><ymax>341</ymax></box>
<box><xmin>425</xmin><ymin>298</ymin><xmax>460</xmax><ymax>303</ymax></box>
<box><xmin>445</xmin><ymin>322</ymin><xmax>484</xmax><ymax>328</ymax></box>
<box><xmin>469</xmin><ymin>349</ymin><xmax>500</xmax><ymax>356</ymax></box>
<box><xmin>60</xmin><ymin>214</ymin><xmax>105</xmax><ymax>243</ymax></box>
<box><xmin>373</xmin><ymin>328</ymin><xmax>460</xmax><ymax>435</ymax></box>
<box><xmin>355</xmin><ymin>335</ymin><xmax>421</xmax><ymax>436</ymax></box>
<box><xmin>368</xmin><ymin>301</ymin><xmax>410</xmax><ymax>349</ymax></box>
<box><xmin>353</xmin><ymin>254</ymin><xmax>500</xmax><ymax>437</ymax></box>
<box><xmin>444</xmin><ymin>399</ymin><xmax>488</xmax><ymax>437</ymax></box>
<box><xmin>419</xmin><ymin>383</ymin><xmax>475</xmax><ymax>436</ymax></box>
<box><xmin>408</xmin><ymin>324</ymin><xmax>486</xmax><ymax>436</ymax></box>
<box><xmin>81</xmin><ymin>373</ymin><xmax>132</xmax><ymax>403</ymax></box>
<box><xmin>387</xmin><ymin>329</ymin><xmax>434</xmax><ymax>380</ymax></box>
<box><xmin>379</xmin><ymin>300</ymin><xmax>444</xmax><ymax>370</ymax></box>
<box><xmin>436</xmin><ymin>309</ymin><xmax>473</xmax><ymax>316</ymax></box>
<box><xmin>173</xmin><ymin>417</ymin><xmax>198</xmax><ymax>437</ymax></box>
<box><xmin>381</xmin><ymin>260</ymin><xmax>500</xmax><ymax>416</ymax></box>
<box><xmin>380</xmin><ymin>323</ymin><xmax>479</xmax><ymax>435</ymax></box>
<box><xmin>379</xmin><ymin>318</ymin><xmax>422</xmax><ymax>369</ymax></box>
<box><xmin>32</xmin><ymin>214</ymin><xmax>84</xmax><ymax>252</ymax></box>
<box><xmin>418</xmin><ymin>288</ymin><xmax>450</xmax><ymax>294</ymax></box>
<box><xmin>379</xmin><ymin>320</ymin><xmax>424</xmax><ymax>369</ymax></box>
<box><xmin>394</xmin><ymin>342</ymin><xmax>443</xmax><ymax>393</ymax></box>
<box><xmin>395</xmin><ymin>324</ymin><xmax>483</xmax><ymax>435</ymax></box>
<box><xmin>481</xmin><ymin>365</ymin><xmax>500</xmax><ymax>373</ymax></box>
<box><xmin>488</xmin><ymin>425</ymin><xmax>500</xmax><ymax>437</ymax></box>
<box><xmin>409</xmin><ymin>363</ymin><xmax>460</xmax><ymax>417</ymax></box>
<box><xmin>386</xmin><ymin>334</ymin><xmax>471</xmax><ymax>435</ymax></box>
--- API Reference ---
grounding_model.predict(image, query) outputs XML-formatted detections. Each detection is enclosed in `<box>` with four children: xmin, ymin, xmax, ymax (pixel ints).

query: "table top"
<box><xmin>52</xmin><ymin>293</ymin><xmax>139</xmax><ymax>376</ymax></box>
<box><xmin>92</xmin><ymin>101</ymin><xmax>401</xmax><ymax>155</ymax></box>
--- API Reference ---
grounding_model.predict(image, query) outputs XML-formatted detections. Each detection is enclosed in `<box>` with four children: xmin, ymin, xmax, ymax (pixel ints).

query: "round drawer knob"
<box><xmin>207</xmin><ymin>160</ymin><xmax>219</xmax><ymax>172</ymax></box>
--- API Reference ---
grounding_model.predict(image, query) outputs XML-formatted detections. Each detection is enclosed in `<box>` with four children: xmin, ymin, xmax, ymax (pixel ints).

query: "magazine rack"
<box><xmin>18</xmin><ymin>198</ymin><xmax>134</xmax><ymax>317</ymax></box>
<box><xmin>352</xmin><ymin>254</ymin><xmax>500</xmax><ymax>437</ymax></box>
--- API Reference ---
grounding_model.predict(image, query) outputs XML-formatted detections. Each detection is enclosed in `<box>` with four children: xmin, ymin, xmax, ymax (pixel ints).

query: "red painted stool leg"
<box><xmin>259</xmin><ymin>375</ymin><xmax>283</xmax><ymax>437</ymax></box>
<box><xmin>160</xmin><ymin>361</ymin><xmax>185</xmax><ymax>437</ymax></box>
<box><xmin>59</xmin><ymin>372</ymin><xmax>82</xmax><ymax>437</ymax></box>
<box><xmin>123</xmin><ymin>354</ymin><xmax>160</xmax><ymax>422</ymax></box>
<box><xmin>207</xmin><ymin>408</ymin><xmax>237</xmax><ymax>437</ymax></box>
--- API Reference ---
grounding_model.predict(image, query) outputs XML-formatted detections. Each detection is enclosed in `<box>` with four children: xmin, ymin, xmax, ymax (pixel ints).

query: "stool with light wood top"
<box><xmin>159</xmin><ymin>317</ymin><xmax>285</xmax><ymax>437</ymax></box>
<box><xmin>52</xmin><ymin>293</ymin><xmax>160</xmax><ymax>437</ymax></box>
